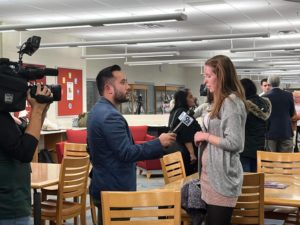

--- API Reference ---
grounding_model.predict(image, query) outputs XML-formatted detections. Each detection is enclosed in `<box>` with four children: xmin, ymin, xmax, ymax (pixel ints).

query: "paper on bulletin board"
<box><xmin>67</xmin><ymin>82</ymin><xmax>74</xmax><ymax>100</ymax></box>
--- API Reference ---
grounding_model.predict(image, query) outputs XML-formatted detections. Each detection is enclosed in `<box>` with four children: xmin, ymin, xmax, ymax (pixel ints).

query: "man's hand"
<box><xmin>159</xmin><ymin>132</ymin><xmax>177</xmax><ymax>148</ymax></box>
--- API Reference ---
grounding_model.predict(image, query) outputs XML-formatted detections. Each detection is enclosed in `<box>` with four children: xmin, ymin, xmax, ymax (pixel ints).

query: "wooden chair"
<box><xmin>257</xmin><ymin>151</ymin><xmax>300</xmax><ymax>175</ymax></box>
<box><xmin>160</xmin><ymin>151</ymin><xmax>186</xmax><ymax>184</ymax></box>
<box><xmin>41</xmin><ymin>156</ymin><xmax>90</xmax><ymax>225</ymax></box>
<box><xmin>231</xmin><ymin>173</ymin><xmax>265</xmax><ymax>225</ymax></box>
<box><xmin>41</xmin><ymin>143</ymin><xmax>97</xmax><ymax>225</ymax></box>
<box><xmin>160</xmin><ymin>151</ymin><xmax>189</xmax><ymax>225</ymax></box>
<box><xmin>101</xmin><ymin>190</ymin><xmax>181</xmax><ymax>225</ymax></box>
<box><xmin>257</xmin><ymin>151</ymin><xmax>300</xmax><ymax>224</ymax></box>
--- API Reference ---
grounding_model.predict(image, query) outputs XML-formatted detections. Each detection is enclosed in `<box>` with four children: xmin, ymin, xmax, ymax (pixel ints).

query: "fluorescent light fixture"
<box><xmin>231</xmin><ymin>45</ymin><xmax>300</xmax><ymax>53</ymax></box>
<box><xmin>84</xmin><ymin>56</ymin><xmax>125</xmax><ymax>60</ymax></box>
<box><xmin>0</xmin><ymin>13</ymin><xmax>186</xmax><ymax>32</ymax></box>
<box><xmin>103</xmin><ymin>19</ymin><xmax>177</xmax><ymax>26</ymax></box>
<box><xmin>124</xmin><ymin>59</ymin><xmax>205</xmax><ymax>66</ymax></box>
<box><xmin>136</xmin><ymin>41</ymin><xmax>192</xmax><ymax>46</ymax></box>
<box><xmin>124</xmin><ymin>57</ymin><xmax>257</xmax><ymax>66</ymax></box>
<box><xmin>32</xmin><ymin>32</ymin><xmax>269</xmax><ymax>49</ymax></box>
<box><xmin>81</xmin><ymin>51</ymin><xmax>180</xmax><ymax>59</ymax></box>
<box><xmin>26</xmin><ymin>25</ymin><xmax>92</xmax><ymax>31</ymax></box>
<box><xmin>131</xmin><ymin>54</ymin><xmax>174</xmax><ymax>58</ymax></box>
<box><xmin>255</xmin><ymin>55</ymin><xmax>300</xmax><ymax>61</ymax></box>
<box><xmin>40</xmin><ymin>46</ymin><xmax>71</xmax><ymax>49</ymax></box>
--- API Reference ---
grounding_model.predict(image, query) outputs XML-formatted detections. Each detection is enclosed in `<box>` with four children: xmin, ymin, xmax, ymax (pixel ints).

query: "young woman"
<box><xmin>240</xmin><ymin>78</ymin><xmax>271</xmax><ymax>172</ymax></box>
<box><xmin>168</xmin><ymin>88</ymin><xmax>201</xmax><ymax>175</ymax></box>
<box><xmin>194</xmin><ymin>55</ymin><xmax>247</xmax><ymax>225</ymax></box>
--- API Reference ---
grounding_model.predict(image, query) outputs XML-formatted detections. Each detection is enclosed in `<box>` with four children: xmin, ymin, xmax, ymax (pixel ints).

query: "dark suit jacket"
<box><xmin>87</xmin><ymin>97</ymin><xmax>163</xmax><ymax>201</ymax></box>
<box><xmin>265</xmin><ymin>88</ymin><xmax>295</xmax><ymax>140</ymax></box>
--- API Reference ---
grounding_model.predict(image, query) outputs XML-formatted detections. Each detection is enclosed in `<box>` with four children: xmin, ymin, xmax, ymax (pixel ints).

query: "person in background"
<box><xmin>240</xmin><ymin>78</ymin><xmax>272</xmax><ymax>172</ymax></box>
<box><xmin>194</xmin><ymin>55</ymin><xmax>247</xmax><ymax>225</ymax></box>
<box><xmin>291</xmin><ymin>91</ymin><xmax>300</xmax><ymax>151</ymax></box>
<box><xmin>168</xmin><ymin>88</ymin><xmax>202</xmax><ymax>175</ymax></box>
<box><xmin>87</xmin><ymin>65</ymin><xmax>176</xmax><ymax>225</ymax></box>
<box><xmin>0</xmin><ymin>84</ymin><xmax>51</xmax><ymax>225</ymax></box>
<box><xmin>264</xmin><ymin>75</ymin><xmax>295</xmax><ymax>152</ymax></box>
<box><xmin>259</xmin><ymin>78</ymin><xmax>271</xmax><ymax>96</ymax></box>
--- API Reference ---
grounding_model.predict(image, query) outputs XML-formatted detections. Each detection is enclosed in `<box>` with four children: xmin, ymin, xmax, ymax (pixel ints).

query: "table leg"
<box><xmin>33</xmin><ymin>189</ymin><xmax>41</xmax><ymax>225</ymax></box>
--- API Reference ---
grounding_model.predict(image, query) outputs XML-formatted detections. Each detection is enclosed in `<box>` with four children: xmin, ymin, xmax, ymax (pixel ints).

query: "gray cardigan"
<box><xmin>205</xmin><ymin>94</ymin><xmax>247</xmax><ymax>197</ymax></box>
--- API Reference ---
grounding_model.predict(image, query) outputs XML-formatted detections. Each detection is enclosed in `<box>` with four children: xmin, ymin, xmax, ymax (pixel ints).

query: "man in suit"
<box><xmin>259</xmin><ymin>78</ymin><xmax>271</xmax><ymax>96</ymax></box>
<box><xmin>264</xmin><ymin>75</ymin><xmax>295</xmax><ymax>152</ymax></box>
<box><xmin>87</xmin><ymin>65</ymin><xmax>176</xmax><ymax>225</ymax></box>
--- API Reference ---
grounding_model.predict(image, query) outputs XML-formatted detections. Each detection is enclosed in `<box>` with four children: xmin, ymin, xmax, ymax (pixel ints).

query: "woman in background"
<box><xmin>194</xmin><ymin>55</ymin><xmax>247</xmax><ymax>225</ymax></box>
<box><xmin>168</xmin><ymin>88</ymin><xmax>201</xmax><ymax>175</ymax></box>
<box><xmin>240</xmin><ymin>78</ymin><xmax>271</xmax><ymax>172</ymax></box>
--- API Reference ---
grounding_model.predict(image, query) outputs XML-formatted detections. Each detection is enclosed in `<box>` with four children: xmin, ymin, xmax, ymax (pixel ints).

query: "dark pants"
<box><xmin>266</xmin><ymin>138</ymin><xmax>294</xmax><ymax>152</ymax></box>
<box><xmin>181</xmin><ymin>149</ymin><xmax>197</xmax><ymax>176</ymax></box>
<box><xmin>240</xmin><ymin>156</ymin><xmax>257</xmax><ymax>172</ymax></box>
<box><xmin>205</xmin><ymin>204</ymin><xmax>234</xmax><ymax>225</ymax></box>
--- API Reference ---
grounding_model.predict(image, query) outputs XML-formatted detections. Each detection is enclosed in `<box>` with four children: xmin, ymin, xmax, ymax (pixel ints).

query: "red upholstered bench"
<box><xmin>129</xmin><ymin>126</ymin><xmax>162</xmax><ymax>178</ymax></box>
<box><xmin>56</xmin><ymin>129</ymin><xmax>87</xmax><ymax>163</ymax></box>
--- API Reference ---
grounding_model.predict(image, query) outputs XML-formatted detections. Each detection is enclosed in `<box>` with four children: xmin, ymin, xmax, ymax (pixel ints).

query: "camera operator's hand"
<box><xmin>159</xmin><ymin>132</ymin><xmax>176</xmax><ymax>148</ymax></box>
<box><xmin>25</xmin><ymin>84</ymin><xmax>52</xmax><ymax>140</ymax></box>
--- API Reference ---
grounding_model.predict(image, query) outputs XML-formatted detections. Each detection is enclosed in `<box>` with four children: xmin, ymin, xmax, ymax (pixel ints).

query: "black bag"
<box><xmin>38</xmin><ymin>149</ymin><xmax>54</xmax><ymax>163</ymax></box>
<box><xmin>0</xmin><ymin>64</ymin><xmax>28</xmax><ymax>112</ymax></box>
<box><xmin>181</xmin><ymin>178</ymin><xmax>206</xmax><ymax>225</ymax></box>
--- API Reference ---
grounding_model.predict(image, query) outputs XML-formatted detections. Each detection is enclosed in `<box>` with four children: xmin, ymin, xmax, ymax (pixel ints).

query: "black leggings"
<box><xmin>205</xmin><ymin>204</ymin><xmax>234</xmax><ymax>225</ymax></box>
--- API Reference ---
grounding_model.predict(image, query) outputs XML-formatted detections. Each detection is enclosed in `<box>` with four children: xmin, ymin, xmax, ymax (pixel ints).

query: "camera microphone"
<box><xmin>170</xmin><ymin>109</ymin><xmax>195</xmax><ymax>133</ymax></box>
<box><xmin>18</xmin><ymin>67</ymin><xmax>58</xmax><ymax>80</ymax></box>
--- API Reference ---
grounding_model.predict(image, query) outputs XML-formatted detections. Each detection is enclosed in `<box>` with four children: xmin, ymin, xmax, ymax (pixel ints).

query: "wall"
<box><xmin>2</xmin><ymin>31</ymin><xmax>86</xmax><ymax>128</ymax></box>
<box><xmin>2</xmin><ymin>33</ymin><xmax>204</xmax><ymax>128</ymax></box>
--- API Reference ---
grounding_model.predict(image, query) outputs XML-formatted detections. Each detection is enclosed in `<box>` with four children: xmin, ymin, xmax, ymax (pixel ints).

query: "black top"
<box><xmin>241</xmin><ymin>95</ymin><xmax>271</xmax><ymax>159</ymax></box>
<box><xmin>169</xmin><ymin>108</ymin><xmax>201</xmax><ymax>144</ymax></box>
<box><xmin>168</xmin><ymin>107</ymin><xmax>201</xmax><ymax>175</ymax></box>
<box><xmin>0</xmin><ymin>111</ymin><xmax>38</xmax><ymax>219</ymax></box>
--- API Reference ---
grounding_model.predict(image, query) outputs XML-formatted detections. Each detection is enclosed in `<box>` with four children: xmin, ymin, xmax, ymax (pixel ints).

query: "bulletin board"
<box><xmin>57</xmin><ymin>67</ymin><xmax>83</xmax><ymax>116</ymax></box>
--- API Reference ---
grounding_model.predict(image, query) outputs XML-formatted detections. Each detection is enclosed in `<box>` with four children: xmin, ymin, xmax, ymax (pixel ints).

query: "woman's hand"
<box><xmin>194</xmin><ymin>131</ymin><xmax>210</xmax><ymax>146</ymax></box>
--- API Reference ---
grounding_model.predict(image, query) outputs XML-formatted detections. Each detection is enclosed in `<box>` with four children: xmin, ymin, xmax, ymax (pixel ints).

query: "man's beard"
<box><xmin>113</xmin><ymin>88</ymin><xmax>129</xmax><ymax>104</ymax></box>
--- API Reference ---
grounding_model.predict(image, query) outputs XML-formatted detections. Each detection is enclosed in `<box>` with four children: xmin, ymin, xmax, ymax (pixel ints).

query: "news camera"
<box><xmin>0</xmin><ymin>36</ymin><xmax>61</xmax><ymax>112</ymax></box>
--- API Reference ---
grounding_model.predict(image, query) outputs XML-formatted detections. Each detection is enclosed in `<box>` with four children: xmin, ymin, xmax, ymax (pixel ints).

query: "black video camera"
<box><xmin>0</xmin><ymin>36</ymin><xmax>61</xmax><ymax>112</ymax></box>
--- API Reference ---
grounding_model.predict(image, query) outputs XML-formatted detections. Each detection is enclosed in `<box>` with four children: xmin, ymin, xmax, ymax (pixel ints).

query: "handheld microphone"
<box><xmin>170</xmin><ymin>109</ymin><xmax>195</xmax><ymax>133</ymax></box>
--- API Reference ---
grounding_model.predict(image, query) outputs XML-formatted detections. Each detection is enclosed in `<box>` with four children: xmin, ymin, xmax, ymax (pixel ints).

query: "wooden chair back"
<box><xmin>257</xmin><ymin>151</ymin><xmax>300</xmax><ymax>175</ymax></box>
<box><xmin>231</xmin><ymin>173</ymin><xmax>265</xmax><ymax>225</ymax></box>
<box><xmin>101</xmin><ymin>190</ymin><xmax>181</xmax><ymax>225</ymax></box>
<box><xmin>41</xmin><ymin>156</ymin><xmax>90</xmax><ymax>225</ymax></box>
<box><xmin>58</xmin><ymin>156</ymin><xmax>90</xmax><ymax>199</ymax></box>
<box><xmin>64</xmin><ymin>142</ymin><xmax>97</xmax><ymax>224</ymax></box>
<box><xmin>64</xmin><ymin>142</ymin><xmax>88</xmax><ymax>158</ymax></box>
<box><xmin>160</xmin><ymin>151</ymin><xmax>186</xmax><ymax>184</ymax></box>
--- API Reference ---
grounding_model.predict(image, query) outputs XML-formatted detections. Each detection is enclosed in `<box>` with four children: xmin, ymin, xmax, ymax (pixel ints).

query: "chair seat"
<box><xmin>41</xmin><ymin>199</ymin><xmax>82</xmax><ymax>219</ymax></box>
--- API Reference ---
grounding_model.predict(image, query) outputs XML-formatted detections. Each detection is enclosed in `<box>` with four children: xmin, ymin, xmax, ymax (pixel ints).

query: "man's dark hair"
<box><xmin>260</xmin><ymin>78</ymin><xmax>268</xmax><ymax>85</ymax></box>
<box><xmin>96</xmin><ymin>65</ymin><xmax>121</xmax><ymax>96</ymax></box>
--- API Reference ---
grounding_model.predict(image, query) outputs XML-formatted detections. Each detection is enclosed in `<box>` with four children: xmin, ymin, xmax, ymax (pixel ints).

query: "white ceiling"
<box><xmin>1</xmin><ymin>0</ymin><xmax>300</xmax><ymax>81</ymax></box>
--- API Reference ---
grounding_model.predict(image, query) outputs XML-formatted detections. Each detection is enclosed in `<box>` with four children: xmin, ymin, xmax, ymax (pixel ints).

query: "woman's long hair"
<box><xmin>205</xmin><ymin>55</ymin><xmax>246</xmax><ymax>118</ymax></box>
<box><xmin>170</xmin><ymin>88</ymin><xmax>190</xmax><ymax>114</ymax></box>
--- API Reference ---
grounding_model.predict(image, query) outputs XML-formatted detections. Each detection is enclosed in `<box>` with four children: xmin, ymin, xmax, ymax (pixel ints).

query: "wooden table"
<box><xmin>264</xmin><ymin>174</ymin><xmax>300</xmax><ymax>207</ymax></box>
<box><xmin>161</xmin><ymin>173</ymin><xmax>300</xmax><ymax>208</ymax></box>
<box><xmin>31</xmin><ymin>163</ymin><xmax>60</xmax><ymax>225</ymax></box>
<box><xmin>33</xmin><ymin>129</ymin><xmax>66</xmax><ymax>162</ymax></box>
